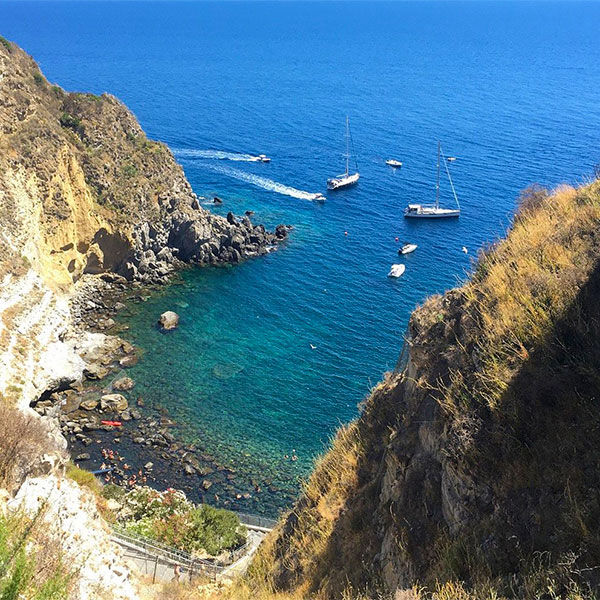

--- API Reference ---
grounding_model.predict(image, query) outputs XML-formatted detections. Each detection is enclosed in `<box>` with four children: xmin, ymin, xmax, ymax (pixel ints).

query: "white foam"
<box><xmin>202</xmin><ymin>163</ymin><xmax>321</xmax><ymax>202</ymax></box>
<box><xmin>173</xmin><ymin>148</ymin><xmax>260</xmax><ymax>162</ymax></box>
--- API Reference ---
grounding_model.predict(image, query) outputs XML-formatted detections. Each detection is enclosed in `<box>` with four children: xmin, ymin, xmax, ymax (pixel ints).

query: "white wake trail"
<box><xmin>173</xmin><ymin>148</ymin><xmax>260</xmax><ymax>162</ymax></box>
<box><xmin>202</xmin><ymin>163</ymin><xmax>320</xmax><ymax>202</ymax></box>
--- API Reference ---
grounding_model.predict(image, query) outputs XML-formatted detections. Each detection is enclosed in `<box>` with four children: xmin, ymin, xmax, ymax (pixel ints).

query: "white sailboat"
<box><xmin>404</xmin><ymin>142</ymin><xmax>460</xmax><ymax>218</ymax></box>
<box><xmin>327</xmin><ymin>116</ymin><xmax>360</xmax><ymax>190</ymax></box>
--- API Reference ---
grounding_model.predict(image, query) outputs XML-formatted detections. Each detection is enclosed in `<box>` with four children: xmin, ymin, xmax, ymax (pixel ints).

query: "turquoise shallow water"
<box><xmin>3</xmin><ymin>0</ymin><xmax>600</xmax><ymax>515</ymax></box>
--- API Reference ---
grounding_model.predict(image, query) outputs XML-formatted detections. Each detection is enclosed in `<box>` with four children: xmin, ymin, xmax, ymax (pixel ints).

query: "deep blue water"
<box><xmin>3</xmin><ymin>1</ymin><xmax>600</xmax><ymax>515</ymax></box>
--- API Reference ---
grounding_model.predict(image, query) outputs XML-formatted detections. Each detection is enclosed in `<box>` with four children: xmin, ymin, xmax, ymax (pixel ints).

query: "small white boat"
<box><xmin>399</xmin><ymin>243</ymin><xmax>417</xmax><ymax>255</ymax></box>
<box><xmin>447</xmin><ymin>156</ymin><xmax>457</xmax><ymax>162</ymax></box>
<box><xmin>258</xmin><ymin>154</ymin><xmax>271</xmax><ymax>163</ymax></box>
<box><xmin>404</xmin><ymin>142</ymin><xmax>461</xmax><ymax>219</ymax></box>
<box><xmin>386</xmin><ymin>159</ymin><xmax>403</xmax><ymax>168</ymax></box>
<box><xmin>388</xmin><ymin>264</ymin><xmax>406</xmax><ymax>278</ymax></box>
<box><xmin>311</xmin><ymin>193</ymin><xmax>326</xmax><ymax>202</ymax></box>
<box><xmin>327</xmin><ymin>116</ymin><xmax>360</xmax><ymax>190</ymax></box>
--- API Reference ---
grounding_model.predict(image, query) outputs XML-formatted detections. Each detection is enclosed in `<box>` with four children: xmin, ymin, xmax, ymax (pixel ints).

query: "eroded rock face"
<box><xmin>158</xmin><ymin>310</ymin><xmax>179</xmax><ymax>331</ymax></box>
<box><xmin>0</xmin><ymin>40</ymin><xmax>289</xmax><ymax>290</ymax></box>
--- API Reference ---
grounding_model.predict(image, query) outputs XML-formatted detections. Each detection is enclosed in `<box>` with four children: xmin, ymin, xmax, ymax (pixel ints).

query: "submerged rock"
<box><xmin>113</xmin><ymin>376</ymin><xmax>135</xmax><ymax>391</ymax></box>
<box><xmin>100</xmin><ymin>394</ymin><xmax>128</xmax><ymax>412</ymax></box>
<box><xmin>158</xmin><ymin>311</ymin><xmax>179</xmax><ymax>331</ymax></box>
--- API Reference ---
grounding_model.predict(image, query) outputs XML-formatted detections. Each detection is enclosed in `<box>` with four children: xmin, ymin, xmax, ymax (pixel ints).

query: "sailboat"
<box><xmin>404</xmin><ymin>142</ymin><xmax>460</xmax><ymax>218</ymax></box>
<box><xmin>327</xmin><ymin>116</ymin><xmax>360</xmax><ymax>190</ymax></box>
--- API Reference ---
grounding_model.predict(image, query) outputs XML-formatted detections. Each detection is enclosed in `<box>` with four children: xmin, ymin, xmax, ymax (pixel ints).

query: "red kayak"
<box><xmin>101</xmin><ymin>420</ymin><xmax>122</xmax><ymax>427</ymax></box>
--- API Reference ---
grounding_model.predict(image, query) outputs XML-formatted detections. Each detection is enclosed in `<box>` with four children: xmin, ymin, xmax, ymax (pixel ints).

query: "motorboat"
<box><xmin>386</xmin><ymin>159</ymin><xmax>403</xmax><ymax>168</ymax></box>
<box><xmin>388</xmin><ymin>264</ymin><xmax>406</xmax><ymax>278</ymax></box>
<box><xmin>399</xmin><ymin>243</ymin><xmax>417</xmax><ymax>255</ymax></box>
<box><xmin>311</xmin><ymin>193</ymin><xmax>326</xmax><ymax>202</ymax></box>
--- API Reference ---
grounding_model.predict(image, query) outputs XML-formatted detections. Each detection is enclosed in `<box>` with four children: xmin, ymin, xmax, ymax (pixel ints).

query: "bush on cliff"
<box><xmin>0</xmin><ymin>402</ymin><xmax>52</xmax><ymax>492</ymax></box>
<box><xmin>0</xmin><ymin>510</ymin><xmax>71</xmax><ymax>599</ymax></box>
<box><xmin>118</xmin><ymin>487</ymin><xmax>246</xmax><ymax>557</ymax></box>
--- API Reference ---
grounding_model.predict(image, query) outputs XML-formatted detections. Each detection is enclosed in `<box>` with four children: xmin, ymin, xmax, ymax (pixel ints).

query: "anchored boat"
<box><xmin>386</xmin><ymin>159</ymin><xmax>403</xmax><ymax>168</ymax></box>
<box><xmin>327</xmin><ymin>116</ymin><xmax>360</xmax><ymax>190</ymax></box>
<box><xmin>399</xmin><ymin>243</ymin><xmax>417</xmax><ymax>255</ymax></box>
<box><xmin>404</xmin><ymin>142</ymin><xmax>460</xmax><ymax>219</ymax></box>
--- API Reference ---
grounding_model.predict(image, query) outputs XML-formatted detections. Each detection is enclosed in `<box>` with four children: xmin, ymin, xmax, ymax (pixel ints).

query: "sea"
<box><xmin>2</xmin><ymin>0</ymin><xmax>599</xmax><ymax>516</ymax></box>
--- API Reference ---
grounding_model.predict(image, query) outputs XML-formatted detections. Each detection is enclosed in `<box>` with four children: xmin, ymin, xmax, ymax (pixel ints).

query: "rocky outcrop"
<box><xmin>8</xmin><ymin>475</ymin><xmax>140</xmax><ymax>600</ymax></box>
<box><xmin>0</xmin><ymin>39</ymin><xmax>288</xmax><ymax>292</ymax></box>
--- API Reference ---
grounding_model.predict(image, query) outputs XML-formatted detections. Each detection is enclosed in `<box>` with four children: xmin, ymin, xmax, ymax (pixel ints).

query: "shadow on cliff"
<box><xmin>268</xmin><ymin>257</ymin><xmax>600</xmax><ymax>598</ymax></box>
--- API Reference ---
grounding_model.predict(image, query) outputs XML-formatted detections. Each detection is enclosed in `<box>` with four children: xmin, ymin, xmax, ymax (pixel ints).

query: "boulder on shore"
<box><xmin>100</xmin><ymin>394</ymin><xmax>128</xmax><ymax>412</ymax></box>
<box><xmin>158</xmin><ymin>311</ymin><xmax>179</xmax><ymax>331</ymax></box>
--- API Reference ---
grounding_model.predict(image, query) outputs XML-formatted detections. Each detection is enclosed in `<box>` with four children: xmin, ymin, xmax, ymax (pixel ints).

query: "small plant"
<box><xmin>33</xmin><ymin>72</ymin><xmax>45</xmax><ymax>86</ymax></box>
<box><xmin>59</xmin><ymin>112</ymin><xmax>82</xmax><ymax>133</ymax></box>
<box><xmin>0</xmin><ymin>402</ymin><xmax>51</xmax><ymax>491</ymax></box>
<box><xmin>0</xmin><ymin>36</ymin><xmax>12</xmax><ymax>52</ymax></box>
<box><xmin>121</xmin><ymin>163</ymin><xmax>138</xmax><ymax>178</ymax></box>
<box><xmin>0</xmin><ymin>510</ymin><xmax>72</xmax><ymax>599</ymax></box>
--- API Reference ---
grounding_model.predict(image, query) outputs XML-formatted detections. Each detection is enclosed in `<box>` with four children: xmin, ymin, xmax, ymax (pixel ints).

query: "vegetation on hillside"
<box><xmin>111</xmin><ymin>486</ymin><xmax>246</xmax><ymax>557</ymax></box>
<box><xmin>0</xmin><ymin>510</ymin><xmax>72</xmax><ymax>600</ymax></box>
<box><xmin>232</xmin><ymin>178</ymin><xmax>600</xmax><ymax>600</ymax></box>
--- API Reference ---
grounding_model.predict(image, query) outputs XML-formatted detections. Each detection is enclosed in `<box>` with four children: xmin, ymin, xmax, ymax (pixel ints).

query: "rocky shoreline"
<box><xmin>31</xmin><ymin>256</ymin><xmax>281</xmax><ymax>516</ymax></box>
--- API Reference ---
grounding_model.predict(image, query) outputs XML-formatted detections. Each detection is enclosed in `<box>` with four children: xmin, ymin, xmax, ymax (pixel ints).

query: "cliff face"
<box><xmin>249</xmin><ymin>182</ymin><xmax>600</xmax><ymax>598</ymax></box>
<box><xmin>0</xmin><ymin>37</ymin><xmax>287</xmax><ymax>410</ymax></box>
<box><xmin>0</xmin><ymin>39</ymin><xmax>285</xmax><ymax>292</ymax></box>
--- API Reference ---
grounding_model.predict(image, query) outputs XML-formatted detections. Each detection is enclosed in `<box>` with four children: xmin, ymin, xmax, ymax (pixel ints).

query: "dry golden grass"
<box><xmin>437</xmin><ymin>181</ymin><xmax>600</xmax><ymax>415</ymax></box>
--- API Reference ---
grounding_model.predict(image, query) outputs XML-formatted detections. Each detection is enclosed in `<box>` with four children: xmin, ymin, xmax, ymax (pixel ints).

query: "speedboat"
<box><xmin>258</xmin><ymin>154</ymin><xmax>271</xmax><ymax>163</ymax></box>
<box><xmin>399</xmin><ymin>243</ymin><xmax>417</xmax><ymax>255</ymax></box>
<box><xmin>386</xmin><ymin>159</ymin><xmax>403</xmax><ymax>168</ymax></box>
<box><xmin>404</xmin><ymin>142</ymin><xmax>461</xmax><ymax>219</ymax></box>
<box><xmin>327</xmin><ymin>116</ymin><xmax>360</xmax><ymax>190</ymax></box>
<box><xmin>388</xmin><ymin>264</ymin><xmax>406</xmax><ymax>278</ymax></box>
<box><xmin>311</xmin><ymin>193</ymin><xmax>326</xmax><ymax>202</ymax></box>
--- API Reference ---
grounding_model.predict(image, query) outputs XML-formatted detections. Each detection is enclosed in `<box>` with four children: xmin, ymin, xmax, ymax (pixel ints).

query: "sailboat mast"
<box><xmin>345</xmin><ymin>116</ymin><xmax>350</xmax><ymax>176</ymax></box>
<box><xmin>436</xmin><ymin>140</ymin><xmax>441</xmax><ymax>209</ymax></box>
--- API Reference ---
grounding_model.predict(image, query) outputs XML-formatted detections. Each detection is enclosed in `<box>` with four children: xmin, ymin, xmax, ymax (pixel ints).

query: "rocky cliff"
<box><xmin>246</xmin><ymin>181</ymin><xmax>600</xmax><ymax>599</ymax></box>
<box><xmin>0</xmin><ymin>37</ymin><xmax>286</xmax><ymax>292</ymax></box>
<box><xmin>0</xmin><ymin>36</ymin><xmax>286</xmax><ymax>600</ymax></box>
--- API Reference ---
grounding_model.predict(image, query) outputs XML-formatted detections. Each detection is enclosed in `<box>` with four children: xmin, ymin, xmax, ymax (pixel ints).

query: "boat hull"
<box><xmin>327</xmin><ymin>172</ymin><xmax>360</xmax><ymax>190</ymax></box>
<box><xmin>404</xmin><ymin>211</ymin><xmax>460</xmax><ymax>219</ymax></box>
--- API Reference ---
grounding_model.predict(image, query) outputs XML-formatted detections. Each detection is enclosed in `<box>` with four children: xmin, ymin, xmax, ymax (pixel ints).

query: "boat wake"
<box><xmin>173</xmin><ymin>148</ymin><xmax>262</xmax><ymax>162</ymax></box>
<box><xmin>202</xmin><ymin>163</ymin><xmax>322</xmax><ymax>202</ymax></box>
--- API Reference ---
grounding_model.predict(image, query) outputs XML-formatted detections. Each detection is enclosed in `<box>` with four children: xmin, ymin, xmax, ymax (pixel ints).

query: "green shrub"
<box><xmin>59</xmin><ymin>112</ymin><xmax>82</xmax><ymax>133</ymax></box>
<box><xmin>0</xmin><ymin>36</ymin><xmax>12</xmax><ymax>52</ymax></box>
<box><xmin>65</xmin><ymin>463</ymin><xmax>102</xmax><ymax>496</ymax></box>
<box><xmin>33</xmin><ymin>72</ymin><xmax>45</xmax><ymax>87</ymax></box>
<box><xmin>0</xmin><ymin>511</ymin><xmax>71</xmax><ymax>599</ymax></box>
<box><xmin>120</xmin><ymin>487</ymin><xmax>246</xmax><ymax>556</ymax></box>
<box><xmin>121</xmin><ymin>163</ymin><xmax>138</xmax><ymax>178</ymax></box>
<box><xmin>101</xmin><ymin>483</ymin><xmax>126</xmax><ymax>501</ymax></box>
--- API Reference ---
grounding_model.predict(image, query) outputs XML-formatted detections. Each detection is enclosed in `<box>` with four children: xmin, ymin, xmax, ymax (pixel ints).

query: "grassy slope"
<box><xmin>233</xmin><ymin>180</ymin><xmax>600</xmax><ymax>600</ymax></box>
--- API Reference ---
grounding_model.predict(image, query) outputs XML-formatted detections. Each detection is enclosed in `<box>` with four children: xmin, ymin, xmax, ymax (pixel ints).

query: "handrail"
<box><xmin>111</xmin><ymin>525</ymin><xmax>250</xmax><ymax>568</ymax></box>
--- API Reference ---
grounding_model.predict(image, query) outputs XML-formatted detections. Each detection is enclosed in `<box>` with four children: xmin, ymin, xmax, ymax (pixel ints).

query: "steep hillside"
<box><xmin>243</xmin><ymin>181</ymin><xmax>600</xmax><ymax>599</ymax></box>
<box><xmin>0</xmin><ymin>37</ymin><xmax>286</xmax><ymax>291</ymax></box>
